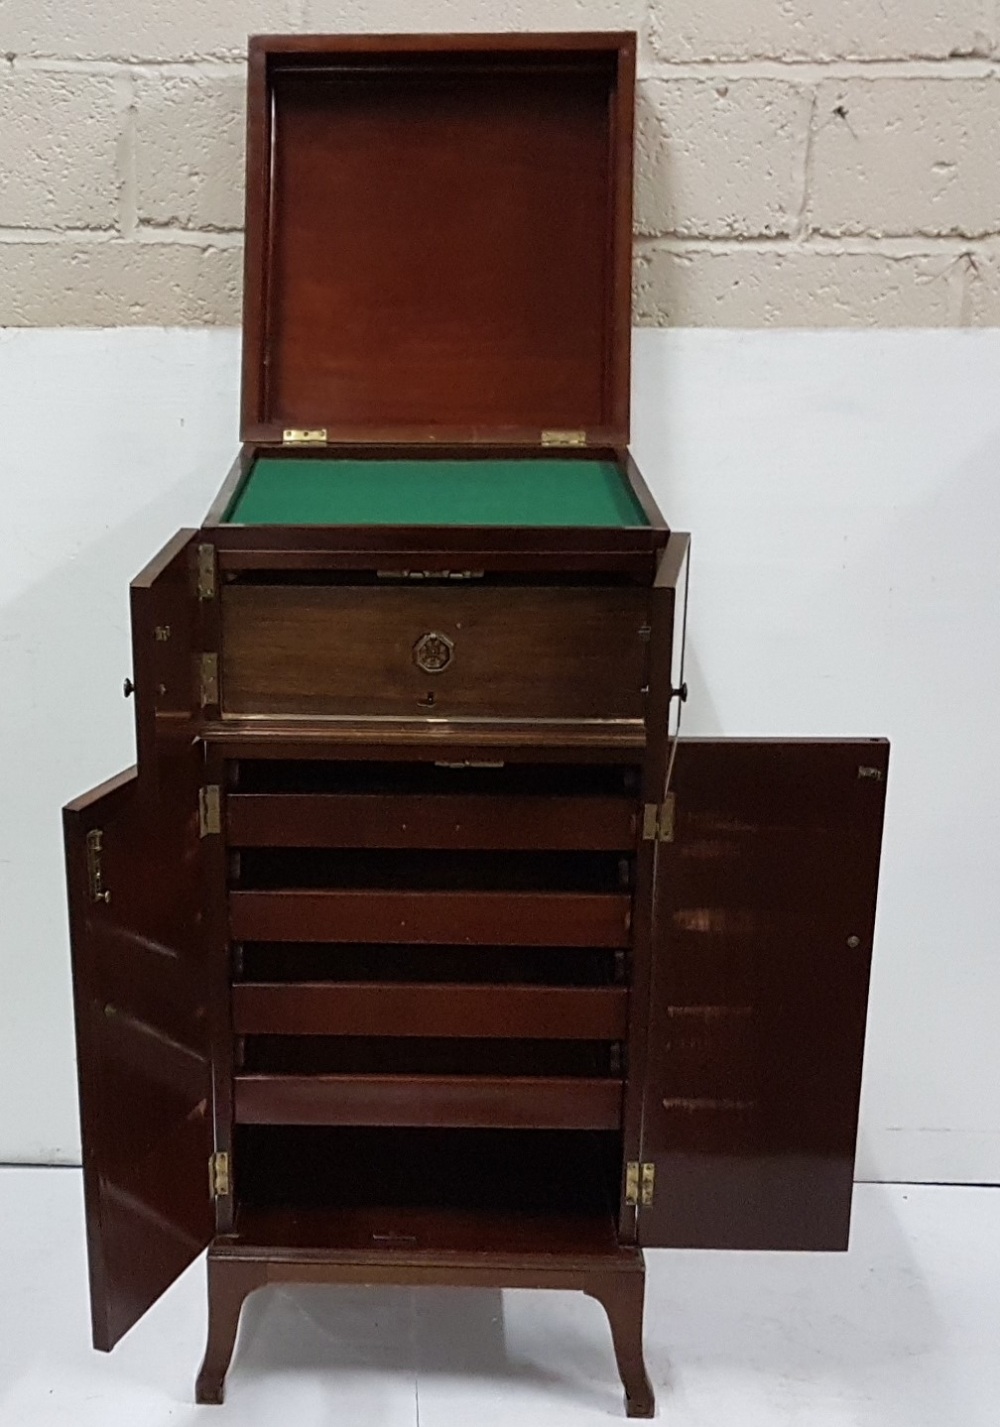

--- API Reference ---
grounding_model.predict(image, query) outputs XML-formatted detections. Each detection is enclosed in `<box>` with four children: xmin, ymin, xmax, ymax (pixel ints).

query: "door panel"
<box><xmin>639</xmin><ymin>739</ymin><xmax>888</xmax><ymax>1251</ymax></box>
<box><xmin>64</xmin><ymin>758</ymin><xmax>213</xmax><ymax>1351</ymax></box>
<box><xmin>129</xmin><ymin>530</ymin><xmax>198</xmax><ymax>775</ymax></box>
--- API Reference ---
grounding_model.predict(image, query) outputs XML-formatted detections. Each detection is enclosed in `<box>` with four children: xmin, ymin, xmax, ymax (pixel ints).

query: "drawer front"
<box><xmin>226</xmin><ymin>792</ymin><xmax>638</xmax><ymax>850</ymax></box>
<box><xmin>220</xmin><ymin>584</ymin><xmax>648</xmax><ymax>721</ymax></box>
<box><xmin>233</xmin><ymin>1074</ymin><xmax>623</xmax><ymax>1130</ymax></box>
<box><xmin>229</xmin><ymin>889</ymin><xmax>632</xmax><ymax>947</ymax></box>
<box><xmin>232</xmin><ymin>982</ymin><xmax>630</xmax><ymax>1040</ymax></box>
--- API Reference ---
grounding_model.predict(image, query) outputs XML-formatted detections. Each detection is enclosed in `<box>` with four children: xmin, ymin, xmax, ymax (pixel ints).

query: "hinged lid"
<box><xmin>241</xmin><ymin>33</ymin><xmax>636</xmax><ymax>447</ymax></box>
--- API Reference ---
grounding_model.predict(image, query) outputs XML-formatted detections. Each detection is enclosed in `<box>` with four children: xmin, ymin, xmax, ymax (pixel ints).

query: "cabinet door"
<box><xmin>638</xmin><ymin>739</ymin><xmax>888</xmax><ymax>1251</ymax></box>
<box><xmin>129</xmin><ymin>530</ymin><xmax>199</xmax><ymax>775</ymax></box>
<box><xmin>64</xmin><ymin>759</ymin><xmax>213</xmax><ymax>1350</ymax></box>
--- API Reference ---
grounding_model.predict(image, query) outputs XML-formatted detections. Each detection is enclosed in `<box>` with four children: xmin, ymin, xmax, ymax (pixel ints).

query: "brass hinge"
<box><xmin>199</xmin><ymin>785</ymin><xmax>221</xmax><ymax>837</ymax></box>
<box><xmin>199</xmin><ymin>652</ymin><xmax>219</xmax><ymax>708</ymax></box>
<box><xmin>196</xmin><ymin>543</ymin><xmax>216</xmax><ymax>601</ymax></box>
<box><xmin>209</xmin><ymin>1150</ymin><xmax>230</xmax><ymax>1198</ymax></box>
<box><xmin>85</xmin><ymin>829</ymin><xmax>111</xmax><ymax>904</ymax></box>
<box><xmin>541</xmin><ymin>429</ymin><xmax>587</xmax><ymax>448</ymax></box>
<box><xmin>641</xmin><ymin>794</ymin><xmax>676</xmax><ymax>843</ymax></box>
<box><xmin>283</xmin><ymin>428</ymin><xmax>328</xmax><ymax>445</ymax></box>
<box><xmin>625</xmin><ymin>1162</ymin><xmax>656</xmax><ymax>1207</ymax></box>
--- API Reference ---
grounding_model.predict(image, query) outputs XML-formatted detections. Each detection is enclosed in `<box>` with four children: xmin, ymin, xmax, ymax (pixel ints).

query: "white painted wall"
<box><xmin>1</xmin><ymin>326</ymin><xmax>998</xmax><ymax>1182</ymax></box>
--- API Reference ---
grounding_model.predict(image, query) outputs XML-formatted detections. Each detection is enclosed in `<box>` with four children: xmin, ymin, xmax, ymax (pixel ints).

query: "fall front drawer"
<box><xmin>233</xmin><ymin>1074</ymin><xmax>624</xmax><ymax>1130</ymax></box>
<box><xmin>228</xmin><ymin>890</ymin><xmax>632</xmax><ymax>946</ymax></box>
<box><xmin>219</xmin><ymin>583</ymin><xmax>649</xmax><ymax>721</ymax></box>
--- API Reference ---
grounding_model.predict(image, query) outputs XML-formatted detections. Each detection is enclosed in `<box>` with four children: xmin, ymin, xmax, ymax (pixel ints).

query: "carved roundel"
<box><xmin>413</xmin><ymin>631</ymin><xmax>454</xmax><ymax>675</ymax></box>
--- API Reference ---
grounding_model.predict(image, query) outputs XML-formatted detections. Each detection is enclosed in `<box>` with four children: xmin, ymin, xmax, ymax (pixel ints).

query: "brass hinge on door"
<box><xmin>196</xmin><ymin>543</ymin><xmax>216</xmax><ymax>601</ymax></box>
<box><xmin>625</xmin><ymin>1162</ymin><xmax>656</xmax><ymax>1207</ymax></box>
<box><xmin>541</xmin><ymin>429</ymin><xmax>586</xmax><ymax>448</ymax></box>
<box><xmin>199</xmin><ymin>653</ymin><xmax>219</xmax><ymax>708</ymax></box>
<box><xmin>199</xmin><ymin>785</ymin><xmax>221</xmax><ymax>837</ymax></box>
<box><xmin>641</xmin><ymin>794</ymin><xmax>675</xmax><ymax>843</ymax></box>
<box><xmin>209</xmin><ymin>1151</ymin><xmax>230</xmax><ymax>1198</ymax></box>
<box><xmin>283</xmin><ymin>428</ymin><xmax>328</xmax><ymax>446</ymax></box>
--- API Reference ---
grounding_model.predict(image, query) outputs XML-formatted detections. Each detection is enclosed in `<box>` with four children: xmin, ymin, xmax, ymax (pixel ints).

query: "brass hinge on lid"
<box><xmin>641</xmin><ymin>793</ymin><xmax>676</xmax><ymax>843</ymax></box>
<box><xmin>85</xmin><ymin>829</ymin><xmax>111</xmax><ymax>904</ymax></box>
<box><xmin>199</xmin><ymin>785</ymin><xmax>221</xmax><ymax>837</ymax></box>
<box><xmin>541</xmin><ymin>429</ymin><xmax>587</xmax><ymax>448</ymax></box>
<box><xmin>199</xmin><ymin>653</ymin><xmax>219</xmax><ymax>708</ymax></box>
<box><xmin>625</xmin><ymin>1162</ymin><xmax>656</xmax><ymax>1207</ymax></box>
<box><xmin>196</xmin><ymin>543</ymin><xmax>216</xmax><ymax>601</ymax></box>
<box><xmin>283</xmin><ymin>428</ymin><xmax>328</xmax><ymax>446</ymax></box>
<box><xmin>209</xmin><ymin>1151</ymin><xmax>230</xmax><ymax>1198</ymax></box>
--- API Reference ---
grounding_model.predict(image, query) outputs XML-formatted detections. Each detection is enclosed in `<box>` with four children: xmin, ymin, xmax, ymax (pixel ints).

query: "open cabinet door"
<box><xmin>638</xmin><ymin>739</ymin><xmax>888</xmax><ymax>1251</ymax></box>
<box><xmin>64</xmin><ymin>752</ymin><xmax>213</xmax><ymax>1347</ymax></box>
<box><xmin>129</xmin><ymin>529</ymin><xmax>200</xmax><ymax>777</ymax></box>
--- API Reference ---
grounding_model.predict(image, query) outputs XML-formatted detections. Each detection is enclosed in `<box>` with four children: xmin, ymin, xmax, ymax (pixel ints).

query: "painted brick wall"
<box><xmin>1</xmin><ymin>1</ymin><xmax>998</xmax><ymax>325</ymax></box>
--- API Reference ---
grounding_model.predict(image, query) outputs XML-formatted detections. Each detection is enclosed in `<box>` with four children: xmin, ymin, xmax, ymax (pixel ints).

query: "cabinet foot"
<box><xmin>195</xmin><ymin>1257</ymin><xmax>266</xmax><ymax>1406</ymax></box>
<box><xmin>585</xmin><ymin>1269</ymin><xmax>655</xmax><ymax>1418</ymax></box>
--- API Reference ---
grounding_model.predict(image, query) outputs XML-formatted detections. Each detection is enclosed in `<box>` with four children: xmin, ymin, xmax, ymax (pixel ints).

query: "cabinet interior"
<box><xmin>225</xmin><ymin>755</ymin><xmax>637</xmax><ymax>1245</ymax></box>
<box><xmin>232</xmin><ymin>1125</ymin><xmax>624</xmax><ymax>1253</ymax></box>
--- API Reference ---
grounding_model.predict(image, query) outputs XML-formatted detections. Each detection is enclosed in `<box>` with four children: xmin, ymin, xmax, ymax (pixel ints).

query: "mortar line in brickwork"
<box><xmin>1</xmin><ymin>232</ymin><xmax>995</xmax><ymax>257</ymax></box>
<box><xmin>133</xmin><ymin>226</ymin><xmax>245</xmax><ymax>247</ymax></box>
<box><xmin>6</xmin><ymin>54</ymin><xmax>998</xmax><ymax>82</ymax></box>
<box><xmin>638</xmin><ymin>57</ymin><xmax>999</xmax><ymax>82</ymax></box>
<box><xmin>10</xmin><ymin>56</ymin><xmax>246</xmax><ymax>79</ymax></box>
<box><xmin>633</xmin><ymin>235</ymin><xmax>1000</xmax><ymax>257</ymax></box>
<box><xmin>792</xmin><ymin>89</ymin><xmax>819</xmax><ymax>244</ymax></box>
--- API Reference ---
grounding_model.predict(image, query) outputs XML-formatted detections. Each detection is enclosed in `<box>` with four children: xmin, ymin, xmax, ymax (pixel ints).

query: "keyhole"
<box><xmin>418</xmin><ymin>691</ymin><xmax>436</xmax><ymax>708</ymax></box>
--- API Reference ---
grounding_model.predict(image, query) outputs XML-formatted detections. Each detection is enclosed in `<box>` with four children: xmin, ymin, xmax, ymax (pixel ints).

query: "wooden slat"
<box><xmin>233</xmin><ymin>1074</ymin><xmax>623</xmax><ymax>1129</ymax></box>
<box><xmin>229</xmin><ymin>890</ymin><xmax>631</xmax><ymax>947</ymax></box>
<box><xmin>226</xmin><ymin>793</ymin><xmax>636</xmax><ymax>851</ymax></box>
<box><xmin>232</xmin><ymin>982</ymin><xmax>629</xmax><ymax>1040</ymax></box>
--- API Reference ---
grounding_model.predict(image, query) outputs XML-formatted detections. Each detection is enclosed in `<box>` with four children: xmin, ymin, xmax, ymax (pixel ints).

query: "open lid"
<box><xmin>240</xmin><ymin>33</ymin><xmax>635</xmax><ymax>448</ymax></box>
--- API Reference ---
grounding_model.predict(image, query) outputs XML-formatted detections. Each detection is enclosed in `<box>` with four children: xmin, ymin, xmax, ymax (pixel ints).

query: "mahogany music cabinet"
<box><xmin>63</xmin><ymin>33</ymin><xmax>889</xmax><ymax>1417</ymax></box>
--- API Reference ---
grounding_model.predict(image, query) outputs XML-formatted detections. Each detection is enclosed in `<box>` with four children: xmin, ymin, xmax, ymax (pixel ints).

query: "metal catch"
<box><xmin>85</xmin><ymin>829</ymin><xmax>111</xmax><ymax>904</ymax></box>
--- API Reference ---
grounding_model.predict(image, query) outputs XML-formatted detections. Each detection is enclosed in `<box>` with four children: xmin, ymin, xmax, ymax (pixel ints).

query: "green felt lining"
<box><xmin>227</xmin><ymin>458</ymin><xmax>649</xmax><ymax>528</ymax></box>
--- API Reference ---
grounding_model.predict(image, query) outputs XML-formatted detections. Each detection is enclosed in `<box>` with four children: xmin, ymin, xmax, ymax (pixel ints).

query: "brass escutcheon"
<box><xmin>413</xmin><ymin>631</ymin><xmax>454</xmax><ymax>674</ymax></box>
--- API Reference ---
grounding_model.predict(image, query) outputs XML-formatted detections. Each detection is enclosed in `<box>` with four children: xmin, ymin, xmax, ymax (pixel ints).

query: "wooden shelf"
<box><xmin>229</xmin><ymin>889</ymin><xmax>631</xmax><ymax>946</ymax></box>
<box><xmin>234</xmin><ymin>1073</ymin><xmax>624</xmax><ymax>1129</ymax></box>
<box><xmin>226</xmin><ymin>1203</ymin><xmax>621</xmax><ymax>1260</ymax></box>
<box><xmin>226</xmin><ymin>792</ymin><xmax>636</xmax><ymax>850</ymax></box>
<box><xmin>232</xmin><ymin>982</ymin><xmax>629</xmax><ymax>1040</ymax></box>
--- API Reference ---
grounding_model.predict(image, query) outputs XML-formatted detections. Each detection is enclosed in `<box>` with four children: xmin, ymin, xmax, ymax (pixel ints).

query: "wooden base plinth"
<box><xmin>195</xmin><ymin>1241</ymin><xmax>654</xmax><ymax>1417</ymax></box>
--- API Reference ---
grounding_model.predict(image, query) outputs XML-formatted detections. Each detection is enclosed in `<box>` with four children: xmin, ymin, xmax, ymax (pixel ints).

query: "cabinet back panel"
<box><xmin>231</xmin><ymin>847</ymin><xmax>627</xmax><ymax>892</ymax></box>
<box><xmin>234</xmin><ymin>1125</ymin><xmax>622</xmax><ymax>1216</ymax></box>
<box><xmin>238</xmin><ymin>943</ymin><xmax>619</xmax><ymax>986</ymax></box>
<box><xmin>241</xmin><ymin>1035</ymin><xmax>616</xmax><ymax>1077</ymax></box>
